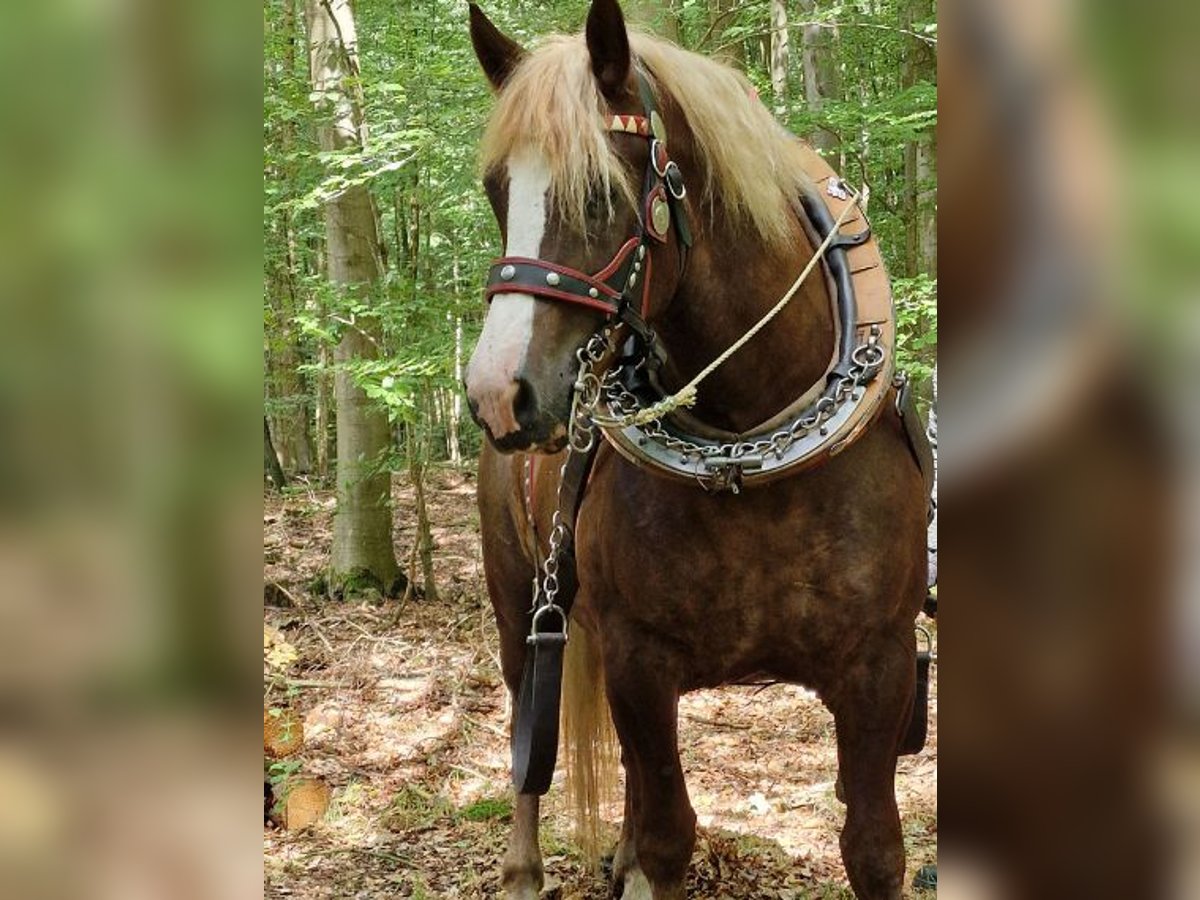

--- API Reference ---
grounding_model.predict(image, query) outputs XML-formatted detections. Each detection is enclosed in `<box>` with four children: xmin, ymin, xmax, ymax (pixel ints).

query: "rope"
<box><xmin>606</xmin><ymin>186</ymin><xmax>862</xmax><ymax>427</ymax></box>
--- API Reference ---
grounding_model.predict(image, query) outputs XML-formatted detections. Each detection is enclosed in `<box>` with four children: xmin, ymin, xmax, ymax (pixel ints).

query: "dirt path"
<box><xmin>263</xmin><ymin>469</ymin><xmax>936</xmax><ymax>898</ymax></box>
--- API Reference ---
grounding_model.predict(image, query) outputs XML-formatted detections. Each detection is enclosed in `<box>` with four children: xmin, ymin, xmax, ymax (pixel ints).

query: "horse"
<box><xmin>462</xmin><ymin>2</ymin><xmax>929</xmax><ymax>897</ymax></box>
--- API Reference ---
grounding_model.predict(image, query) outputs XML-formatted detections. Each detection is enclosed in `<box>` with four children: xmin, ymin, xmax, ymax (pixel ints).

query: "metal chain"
<box><xmin>527</xmin><ymin>330</ymin><xmax>612</xmax><ymax>642</ymax></box>
<box><xmin>528</xmin><ymin>317</ymin><xmax>886</xmax><ymax>632</ymax></box>
<box><xmin>592</xmin><ymin>326</ymin><xmax>885</xmax><ymax>467</ymax></box>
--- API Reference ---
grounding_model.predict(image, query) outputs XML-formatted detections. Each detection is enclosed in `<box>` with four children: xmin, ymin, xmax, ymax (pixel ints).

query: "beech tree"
<box><xmin>306</xmin><ymin>0</ymin><xmax>400</xmax><ymax>594</ymax></box>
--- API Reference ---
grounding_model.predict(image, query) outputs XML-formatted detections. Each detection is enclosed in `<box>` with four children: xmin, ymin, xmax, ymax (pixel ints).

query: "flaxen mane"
<box><xmin>480</xmin><ymin>31</ymin><xmax>812</xmax><ymax>245</ymax></box>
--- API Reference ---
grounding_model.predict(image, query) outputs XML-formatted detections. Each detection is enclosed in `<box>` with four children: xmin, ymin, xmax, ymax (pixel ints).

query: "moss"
<box><xmin>456</xmin><ymin>796</ymin><xmax>512</xmax><ymax>823</ymax></box>
<box><xmin>326</xmin><ymin>567</ymin><xmax>383</xmax><ymax>599</ymax></box>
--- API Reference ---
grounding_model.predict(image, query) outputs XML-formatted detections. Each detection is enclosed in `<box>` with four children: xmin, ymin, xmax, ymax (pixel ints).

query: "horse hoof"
<box><xmin>617</xmin><ymin>867</ymin><xmax>653</xmax><ymax>900</ymax></box>
<box><xmin>501</xmin><ymin>872</ymin><xmax>541</xmax><ymax>900</ymax></box>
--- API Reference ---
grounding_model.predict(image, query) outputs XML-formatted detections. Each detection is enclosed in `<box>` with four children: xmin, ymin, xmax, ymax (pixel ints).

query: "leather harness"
<box><xmin>503</xmin><ymin>64</ymin><xmax>930</xmax><ymax>795</ymax></box>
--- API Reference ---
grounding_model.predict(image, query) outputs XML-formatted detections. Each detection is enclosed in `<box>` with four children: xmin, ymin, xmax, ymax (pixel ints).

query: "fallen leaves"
<box><xmin>262</xmin><ymin>472</ymin><xmax>937</xmax><ymax>898</ymax></box>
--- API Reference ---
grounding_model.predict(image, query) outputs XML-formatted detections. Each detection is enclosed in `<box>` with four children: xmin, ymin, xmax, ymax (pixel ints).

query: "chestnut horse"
<box><xmin>464</xmin><ymin>2</ymin><xmax>928</xmax><ymax>897</ymax></box>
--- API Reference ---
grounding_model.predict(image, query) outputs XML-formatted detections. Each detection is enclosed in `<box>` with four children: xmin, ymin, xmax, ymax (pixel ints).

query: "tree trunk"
<box><xmin>918</xmin><ymin>134</ymin><xmax>937</xmax><ymax>271</ymax></box>
<box><xmin>448</xmin><ymin>252</ymin><xmax>463</xmax><ymax>467</ymax></box>
<box><xmin>270</xmin><ymin>1</ymin><xmax>314</xmax><ymax>475</ymax></box>
<box><xmin>264</xmin><ymin>417</ymin><xmax>288</xmax><ymax>491</ymax></box>
<box><xmin>270</xmin><ymin>212</ymin><xmax>314</xmax><ymax>475</ymax></box>
<box><xmin>315</xmin><ymin>342</ymin><xmax>332</xmax><ymax>481</ymax></box>
<box><xmin>409</xmin><ymin>435</ymin><xmax>439</xmax><ymax>604</ymax></box>
<box><xmin>901</xmin><ymin>0</ymin><xmax>936</xmax><ymax>276</ymax></box>
<box><xmin>799</xmin><ymin>0</ymin><xmax>840</xmax><ymax>156</ymax></box>
<box><xmin>307</xmin><ymin>0</ymin><xmax>400</xmax><ymax>595</ymax></box>
<box><xmin>449</xmin><ymin>314</ymin><xmax>463</xmax><ymax>466</ymax></box>
<box><xmin>769</xmin><ymin>0</ymin><xmax>789</xmax><ymax>119</ymax></box>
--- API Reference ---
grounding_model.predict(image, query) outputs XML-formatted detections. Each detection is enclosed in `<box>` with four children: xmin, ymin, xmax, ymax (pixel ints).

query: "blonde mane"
<box><xmin>480</xmin><ymin>31</ymin><xmax>812</xmax><ymax>246</ymax></box>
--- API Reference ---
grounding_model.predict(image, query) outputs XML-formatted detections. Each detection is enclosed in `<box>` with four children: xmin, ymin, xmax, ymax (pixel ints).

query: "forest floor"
<box><xmin>263</xmin><ymin>467</ymin><xmax>937</xmax><ymax>899</ymax></box>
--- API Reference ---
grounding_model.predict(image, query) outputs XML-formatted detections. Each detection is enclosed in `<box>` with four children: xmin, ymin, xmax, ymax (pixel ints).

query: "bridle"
<box><xmin>484</xmin><ymin>67</ymin><xmax>691</xmax><ymax>363</ymax></box>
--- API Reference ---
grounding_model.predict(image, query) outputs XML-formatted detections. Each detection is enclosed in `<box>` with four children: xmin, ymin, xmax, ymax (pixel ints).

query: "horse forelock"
<box><xmin>479</xmin><ymin>31</ymin><xmax>813</xmax><ymax>247</ymax></box>
<box><xmin>480</xmin><ymin>35</ymin><xmax>636</xmax><ymax>242</ymax></box>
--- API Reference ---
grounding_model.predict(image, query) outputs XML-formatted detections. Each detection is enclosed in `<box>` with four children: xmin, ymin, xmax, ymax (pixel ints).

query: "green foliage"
<box><xmin>893</xmin><ymin>273</ymin><xmax>937</xmax><ymax>388</ymax></box>
<box><xmin>264</xmin><ymin>0</ymin><xmax>937</xmax><ymax>472</ymax></box>
<box><xmin>266</xmin><ymin>756</ymin><xmax>303</xmax><ymax>818</ymax></box>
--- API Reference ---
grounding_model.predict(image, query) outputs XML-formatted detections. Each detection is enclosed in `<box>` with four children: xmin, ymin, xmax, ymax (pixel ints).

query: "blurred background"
<box><xmin>939</xmin><ymin>0</ymin><xmax>1199</xmax><ymax>897</ymax></box>
<box><xmin>0</xmin><ymin>0</ymin><xmax>1195</xmax><ymax>897</ymax></box>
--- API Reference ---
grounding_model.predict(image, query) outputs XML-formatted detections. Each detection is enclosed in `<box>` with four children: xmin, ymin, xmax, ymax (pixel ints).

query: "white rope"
<box><xmin>607</xmin><ymin>187</ymin><xmax>862</xmax><ymax>427</ymax></box>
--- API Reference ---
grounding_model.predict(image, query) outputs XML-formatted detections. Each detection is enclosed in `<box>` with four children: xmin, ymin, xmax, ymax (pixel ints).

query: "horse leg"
<box><xmin>830</xmin><ymin>630</ymin><xmax>916</xmax><ymax>900</ymax></box>
<box><xmin>478</xmin><ymin>451</ymin><xmax>545</xmax><ymax>898</ymax></box>
<box><xmin>501</xmin><ymin>793</ymin><xmax>542</xmax><ymax>899</ymax></box>
<box><xmin>494</xmin><ymin>616</ymin><xmax>546</xmax><ymax>898</ymax></box>
<box><xmin>605</xmin><ymin>667</ymin><xmax>694</xmax><ymax>900</ymax></box>
<box><xmin>491</xmin><ymin>605</ymin><xmax>546</xmax><ymax>899</ymax></box>
<box><xmin>609</xmin><ymin>753</ymin><xmax>638</xmax><ymax>894</ymax></box>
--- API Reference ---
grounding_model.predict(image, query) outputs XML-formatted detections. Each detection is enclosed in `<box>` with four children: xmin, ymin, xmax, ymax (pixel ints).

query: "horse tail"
<box><xmin>560</xmin><ymin>622</ymin><xmax>618</xmax><ymax>865</ymax></box>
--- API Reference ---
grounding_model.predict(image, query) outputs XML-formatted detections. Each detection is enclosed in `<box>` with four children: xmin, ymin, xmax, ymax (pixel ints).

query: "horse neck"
<box><xmin>654</xmin><ymin>191</ymin><xmax>836</xmax><ymax>432</ymax></box>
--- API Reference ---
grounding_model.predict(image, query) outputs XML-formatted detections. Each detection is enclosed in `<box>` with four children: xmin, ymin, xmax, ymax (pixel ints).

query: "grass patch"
<box><xmin>456</xmin><ymin>796</ymin><xmax>512</xmax><ymax>823</ymax></box>
<box><xmin>381</xmin><ymin>785</ymin><xmax>454</xmax><ymax>832</ymax></box>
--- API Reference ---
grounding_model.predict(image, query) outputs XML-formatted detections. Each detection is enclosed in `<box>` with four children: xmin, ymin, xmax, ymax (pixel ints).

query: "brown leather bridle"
<box><xmin>483</xmin><ymin>68</ymin><xmax>691</xmax><ymax>357</ymax></box>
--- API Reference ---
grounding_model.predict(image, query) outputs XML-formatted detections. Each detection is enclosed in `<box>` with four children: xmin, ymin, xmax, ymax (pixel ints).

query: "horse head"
<box><xmin>464</xmin><ymin>0</ymin><xmax>686</xmax><ymax>453</ymax></box>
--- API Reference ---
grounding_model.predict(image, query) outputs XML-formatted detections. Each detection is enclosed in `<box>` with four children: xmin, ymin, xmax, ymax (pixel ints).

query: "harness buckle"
<box><xmin>703</xmin><ymin>454</ymin><xmax>765</xmax><ymax>472</ymax></box>
<box><xmin>528</xmin><ymin>603</ymin><xmax>569</xmax><ymax>645</ymax></box>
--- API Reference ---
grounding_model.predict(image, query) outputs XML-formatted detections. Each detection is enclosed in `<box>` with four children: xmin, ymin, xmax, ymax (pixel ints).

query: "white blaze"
<box><xmin>473</xmin><ymin>147</ymin><xmax>550</xmax><ymax>376</ymax></box>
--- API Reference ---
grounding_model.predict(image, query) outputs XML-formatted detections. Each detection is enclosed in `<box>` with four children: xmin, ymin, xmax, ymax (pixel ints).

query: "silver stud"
<box><xmin>588</xmin><ymin>287</ymin><xmax>599</xmax><ymax>298</ymax></box>
<box><xmin>500</xmin><ymin>264</ymin><xmax>516</xmax><ymax>281</ymax></box>
<box><xmin>633</xmin><ymin>261</ymin><xmax>642</xmax><ymax>273</ymax></box>
<box><xmin>628</xmin><ymin>273</ymin><xmax>638</xmax><ymax>288</ymax></box>
<box><xmin>637</xmin><ymin>245</ymin><xmax>646</xmax><ymax>260</ymax></box>
<box><xmin>546</xmin><ymin>272</ymin><xmax>560</xmax><ymax>286</ymax></box>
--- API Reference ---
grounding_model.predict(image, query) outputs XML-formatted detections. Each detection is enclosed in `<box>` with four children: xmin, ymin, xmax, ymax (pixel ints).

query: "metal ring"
<box><xmin>651</xmin><ymin>139</ymin><xmax>669</xmax><ymax>177</ymax></box>
<box><xmin>570</xmin><ymin>427</ymin><xmax>596</xmax><ymax>454</ymax></box>
<box><xmin>664</xmin><ymin>161</ymin><xmax>687</xmax><ymax>199</ymax></box>
<box><xmin>851</xmin><ymin>343</ymin><xmax>886</xmax><ymax>369</ymax></box>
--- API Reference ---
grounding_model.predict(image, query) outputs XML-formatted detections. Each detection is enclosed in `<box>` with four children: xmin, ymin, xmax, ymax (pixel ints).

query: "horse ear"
<box><xmin>586</xmin><ymin>0</ymin><xmax>631</xmax><ymax>100</ymax></box>
<box><xmin>468</xmin><ymin>3</ymin><xmax>526</xmax><ymax>91</ymax></box>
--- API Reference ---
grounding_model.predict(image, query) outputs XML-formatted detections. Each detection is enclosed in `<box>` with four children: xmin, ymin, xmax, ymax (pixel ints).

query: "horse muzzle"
<box><xmin>464</xmin><ymin>373</ymin><xmax>569</xmax><ymax>454</ymax></box>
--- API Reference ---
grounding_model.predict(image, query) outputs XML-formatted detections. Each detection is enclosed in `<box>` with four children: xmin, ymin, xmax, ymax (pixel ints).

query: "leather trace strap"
<box><xmin>485</xmin><ymin>65</ymin><xmax>691</xmax><ymax>365</ymax></box>
<box><xmin>511</xmin><ymin>443</ymin><xmax>599</xmax><ymax>795</ymax></box>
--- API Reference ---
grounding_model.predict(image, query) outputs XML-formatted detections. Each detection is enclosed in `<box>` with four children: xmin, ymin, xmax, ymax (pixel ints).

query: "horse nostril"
<box><xmin>512</xmin><ymin>377</ymin><xmax>539</xmax><ymax>431</ymax></box>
